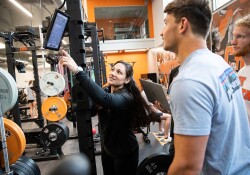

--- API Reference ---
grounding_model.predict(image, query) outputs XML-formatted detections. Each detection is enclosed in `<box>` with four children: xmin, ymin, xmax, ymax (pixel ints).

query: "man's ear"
<box><xmin>125</xmin><ymin>78</ymin><xmax>130</xmax><ymax>84</ymax></box>
<box><xmin>179</xmin><ymin>17</ymin><xmax>188</xmax><ymax>34</ymax></box>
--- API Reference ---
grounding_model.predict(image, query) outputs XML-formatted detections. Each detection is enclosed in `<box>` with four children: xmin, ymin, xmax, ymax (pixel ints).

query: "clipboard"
<box><xmin>140</xmin><ymin>79</ymin><xmax>171</xmax><ymax>113</ymax></box>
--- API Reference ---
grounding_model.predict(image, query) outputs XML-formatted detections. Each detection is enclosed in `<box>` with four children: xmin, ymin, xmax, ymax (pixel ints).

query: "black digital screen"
<box><xmin>43</xmin><ymin>9</ymin><xmax>69</xmax><ymax>51</ymax></box>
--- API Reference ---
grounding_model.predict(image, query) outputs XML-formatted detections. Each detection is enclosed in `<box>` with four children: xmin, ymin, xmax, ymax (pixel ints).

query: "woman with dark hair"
<box><xmin>60</xmin><ymin>50</ymin><xmax>150</xmax><ymax>175</ymax></box>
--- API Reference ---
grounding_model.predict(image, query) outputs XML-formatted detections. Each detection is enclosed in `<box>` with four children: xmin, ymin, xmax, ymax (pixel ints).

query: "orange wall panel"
<box><xmin>87</xmin><ymin>0</ymin><xmax>144</xmax><ymax>22</ymax></box>
<box><xmin>147</xmin><ymin>0</ymin><xmax>154</xmax><ymax>38</ymax></box>
<box><xmin>104</xmin><ymin>52</ymin><xmax>148</xmax><ymax>89</ymax></box>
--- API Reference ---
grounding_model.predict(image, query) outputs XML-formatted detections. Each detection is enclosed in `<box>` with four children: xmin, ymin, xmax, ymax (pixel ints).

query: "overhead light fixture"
<box><xmin>102</xmin><ymin>50</ymin><xmax>119</xmax><ymax>54</ymax></box>
<box><xmin>124</xmin><ymin>49</ymin><xmax>148</xmax><ymax>52</ymax></box>
<box><xmin>9</xmin><ymin>0</ymin><xmax>33</xmax><ymax>17</ymax></box>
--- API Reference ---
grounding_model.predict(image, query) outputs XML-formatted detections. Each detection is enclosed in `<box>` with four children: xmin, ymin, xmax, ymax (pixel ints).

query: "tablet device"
<box><xmin>43</xmin><ymin>9</ymin><xmax>69</xmax><ymax>51</ymax></box>
<box><xmin>140</xmin><ymin>79</ymin><xmax>171</xmax><ymax>113</ymax></box>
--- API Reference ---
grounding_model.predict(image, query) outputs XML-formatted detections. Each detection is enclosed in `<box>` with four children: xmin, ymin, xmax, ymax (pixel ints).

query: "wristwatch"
<box><xmin>73</xmin><ymin>66</ymin><xmax>83</xmax><ymax>75</ymax></box>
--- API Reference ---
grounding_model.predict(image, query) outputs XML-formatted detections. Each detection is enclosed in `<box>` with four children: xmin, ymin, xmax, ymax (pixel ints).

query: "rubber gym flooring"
<box><xmin>22</xmin><ymin>115</ymin><xmax>171</xmax><ymax>175</ymax></box>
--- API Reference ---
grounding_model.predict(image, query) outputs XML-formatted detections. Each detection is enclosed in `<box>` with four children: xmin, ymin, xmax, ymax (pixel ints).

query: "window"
<box><xmin>95</xmin><ymin>6</ymin><xmax>149</xmax><ymax>40</ymax></box>
<box><xmin>213</xmin><ymin>0</ymin><xmax>232</xmax><ymax>11</ymax></box>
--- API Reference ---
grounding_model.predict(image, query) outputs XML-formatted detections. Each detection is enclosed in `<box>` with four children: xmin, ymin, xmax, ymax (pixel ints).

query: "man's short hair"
<box><xmin>164</xmin><ymin>0</ymin><xmax>212</xmax><ymax>39</ymax></box>
<box><xmin>234</xmin><ymin>14</ymin><xmax>250</xmax><ymax>29</ymax></box>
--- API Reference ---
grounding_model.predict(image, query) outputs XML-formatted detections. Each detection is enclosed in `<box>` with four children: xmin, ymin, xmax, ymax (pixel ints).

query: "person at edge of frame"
<box><xmin>231</xmin><ymin>14</ymin><xmax>250</xmax><ymax>125</ymax></box>
<box><xmin>26</xmin><ymin>80</ymin><xmax>38</xmax><ymax>118</ymax></box>
<box><xmin>160</xmin><ymin>0</ymin><xmax>250</xmax><ymax>174</ymax></box>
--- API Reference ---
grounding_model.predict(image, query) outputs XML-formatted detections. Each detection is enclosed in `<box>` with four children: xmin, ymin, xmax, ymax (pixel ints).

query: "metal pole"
<box><xmin>0</xmin><ymin>103</ymin><xmax>13</xmax><ymax>175</ymax></box>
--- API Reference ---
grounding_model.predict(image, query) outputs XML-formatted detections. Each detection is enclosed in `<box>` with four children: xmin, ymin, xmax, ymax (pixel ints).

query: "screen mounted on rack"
<box><xmin>43</xmin><ymin>9</ymin><xmax>69</xmax><ymax>51</ymax></box>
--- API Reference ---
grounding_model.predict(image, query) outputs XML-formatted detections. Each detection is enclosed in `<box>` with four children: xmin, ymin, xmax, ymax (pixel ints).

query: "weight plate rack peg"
<box><xmin>39</xmin><ymin>71</ymin><xmax>65</xmax><ymax>96</ymax></box>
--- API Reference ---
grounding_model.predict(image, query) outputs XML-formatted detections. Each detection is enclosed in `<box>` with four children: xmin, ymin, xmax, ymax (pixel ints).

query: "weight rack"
<box><xmin>66</xmin><ymin>0</ymin><xmax>98</xmax><ymax>174</ymax></box>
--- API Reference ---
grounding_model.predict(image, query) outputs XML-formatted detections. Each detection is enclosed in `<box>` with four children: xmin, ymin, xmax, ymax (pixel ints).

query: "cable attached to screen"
<box><xmin>58</xmin><ymin>0</ymin><xmax>66</xmax><ymax>10</ymax></box>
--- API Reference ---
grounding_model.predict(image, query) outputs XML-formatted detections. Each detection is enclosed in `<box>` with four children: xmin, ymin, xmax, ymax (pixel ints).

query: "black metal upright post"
<box><xmin>100</xmin><ymin>52</ymin><xmax>107</xmax><ymax>85</ymax></box>
<box><xmin>84</xmin><ymin>23</ymin><xmax>102</xmax><ymax>86</ymax></box>
<box><xmin>66</xmin><ymin>1</ymin><xmax>97</xmax><ymax>174</ymax></box>
<box><xmin>31</xmin><ymin>49</ymin><xmax>44</xmax><ymax>128</ymax></box>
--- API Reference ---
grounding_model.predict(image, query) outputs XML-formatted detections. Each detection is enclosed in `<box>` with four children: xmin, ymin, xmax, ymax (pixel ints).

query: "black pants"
<box><xmin>101</xmin><ymin>147</ymin><xmax>138</xmax><ymax>175</ymax></box>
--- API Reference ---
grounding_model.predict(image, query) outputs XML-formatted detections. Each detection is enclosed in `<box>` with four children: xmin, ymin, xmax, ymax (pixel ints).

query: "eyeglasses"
<box><xmin>232</xmin><ymin>33</ymin><xmax>250</xmax><ymax>40</ymax></box>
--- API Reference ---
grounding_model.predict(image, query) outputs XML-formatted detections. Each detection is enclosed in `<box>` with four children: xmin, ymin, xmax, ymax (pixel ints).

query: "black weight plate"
<box><xmin>40</xmin><ymin>122</ymin><xmax>69</xmax><ymax>149</ymax></box>
<box><xmin>19</xmin><ymin>156</ymin><xmax>41</xmax><ymax>175</ymax></box>
<box><xmin>18</xmin><ymin>157</ymin><xmax>40</xmax><ymax>175</ymax></box>
<box><xmin>57</xmin><ymin>122</ymin><xmax>69</xmax><ymax>144</ymax></box>
<box><xmin>136</xmin><ymin>153</ymin><xmax>173</xmax><ymax>175</ymax></box>
<box><xmin>16</xmin><ymin>160</ymin><xmax>35</xmax><ymax>175</ymax></box>
<box><xmin>11</xmin><ymin>163</ymin><xmax>29</xmax><ymax>175</ymax></box>
<box><xmin>10</xmin><ymin>167</ymin><xmax>25</xmax><ymax>175</ymax></box>
<box><xmin>56</xmin><ymin>122</ymin><xmax>69</xmax><ymax>141</ymax></box>
<box><xmin>18</xmin><ymin>158</ymin><xmax>38</xmax><ymax>175</ymax></box>
<box><xmin>66</xmin><ymin>112</ymin><xmax>76</xmax><ymax>122</ymax></box>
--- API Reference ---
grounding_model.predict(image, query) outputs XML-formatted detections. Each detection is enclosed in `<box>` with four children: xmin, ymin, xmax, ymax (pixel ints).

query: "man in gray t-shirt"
<box><xmin>161</xmin><ymin>0</ymin><xmax>250</xmax><ymax>174</ymax></box>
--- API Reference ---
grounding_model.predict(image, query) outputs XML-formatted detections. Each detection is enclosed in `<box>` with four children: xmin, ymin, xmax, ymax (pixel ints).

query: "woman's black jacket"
<box><xmin>75</xmin><ymin>71</ymin><xmax>138</xmax><ymax>156</ymax></box>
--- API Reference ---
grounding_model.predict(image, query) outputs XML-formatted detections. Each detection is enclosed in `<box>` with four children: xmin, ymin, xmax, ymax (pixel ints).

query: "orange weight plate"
<box><xmin>42</xmin><ymin>97</ymin><xmax>67</xmax><ymax>121</ymax></box>
<box><xmin>0</xmin><ymin>118</ymin><xmax>26</xmax><ymax>167</ymax></box>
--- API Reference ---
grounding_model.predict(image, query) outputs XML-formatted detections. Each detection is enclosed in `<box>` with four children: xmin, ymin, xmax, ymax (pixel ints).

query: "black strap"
<box><xmin>167</xmin><ymin>65</ymin><xmax>180</xmax><ymax>156</ymax></box>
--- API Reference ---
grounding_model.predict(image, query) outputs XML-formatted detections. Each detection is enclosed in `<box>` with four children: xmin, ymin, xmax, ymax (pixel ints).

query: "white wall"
<box><xmin>1</xmin><ymin>64</ymin><xmax>50</xmax><ymax>89</ymax></box>
<box><xmin>16</xmin><ymin>68</ymin><xmax>36</xmax><ymax>88</ymax></box>
<box><xmin>148</xmin><ymin>0</ymin><xmax>173</xmax><ymax>75</ymax></box>
<box><xmin>100</xmin><ymin>38</ymin><xmax>154</xmax><ymax>51</ymax></box>
<box><xmin>152</xmin><ymin>0</ymin><xmax>165</xmax><ymax>47</ymax></box>
<box><xmin>163</xmin><ymin>0</ymin><xmax>173</xmax><ymax>8</ymax></box>
<box><xmin>152</xmin><ymin>0</ymin><xmax>173</xmax><ymax>47</ymax></box>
